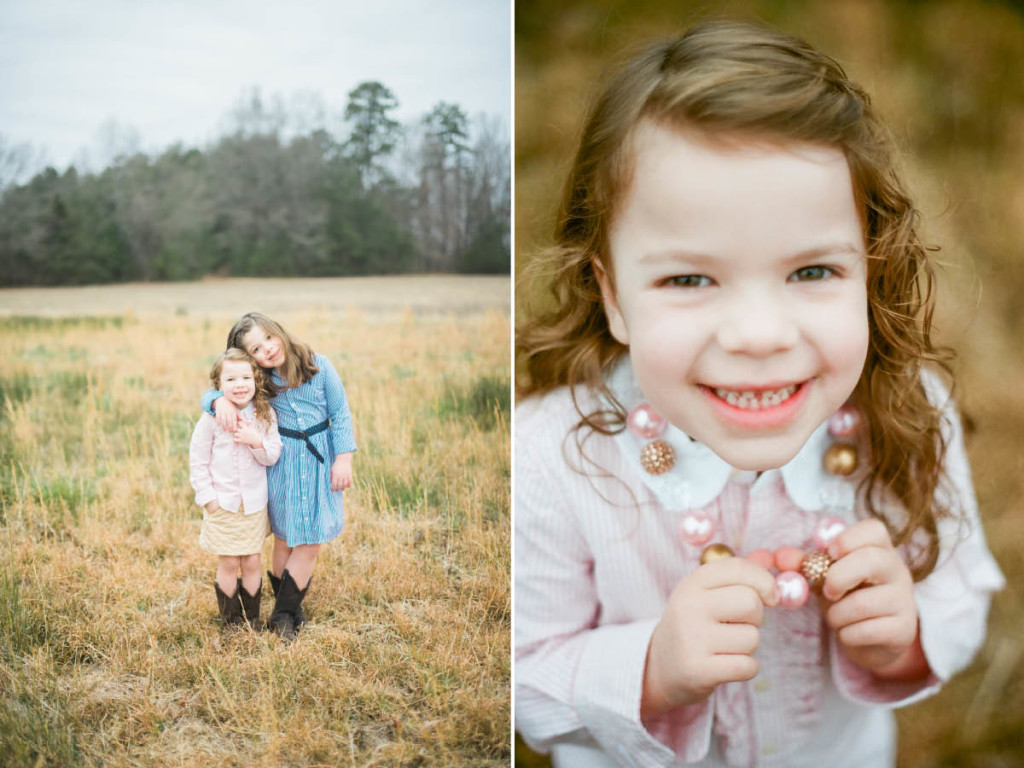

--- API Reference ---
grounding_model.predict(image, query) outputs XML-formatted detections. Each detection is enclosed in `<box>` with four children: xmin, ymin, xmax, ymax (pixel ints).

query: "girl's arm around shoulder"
<box><xmin>201</xmin><ymin>388</ymin><xmax>241</xmax><ymax>432</ymax></box>
<box><xmin>250</xmin><ymin>409</ymin><xmax>282</xmax><ymax>466</ymax></box>
<box><xmin>318</xmin><ymin>354</ymin><xmax>357</xmax><ymax>455</ymax></box>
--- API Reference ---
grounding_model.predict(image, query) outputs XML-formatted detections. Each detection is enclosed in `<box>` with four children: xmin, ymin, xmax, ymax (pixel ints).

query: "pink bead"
<box><xmin>627</xmin><ymin>403</ymin><xmax>667</xmax><ymax>439</ymax></box>
<box><xmin>747</xmin><ymin>549</ymin><xmax>774</xmax><ymax>570</ymax></box>
<box><xmin>776</xmin><ymin>571</ymin><xmax>810</xmax><ymax>610</ymax></box>
<box><xmin>827</xmin><ymin>405</ymin><xmax>862</xmax><ymax>438</ymax></box>
<box><xmin>774</xmin><ymin>546</ymin><xmax>806</xmax><ymax>573</ymax></box>
<box><xmin>812</xmin><ymin>516</ymin><xmax>847</xmax><ymax>550</ymax></box>
<box><xmin>678</xmin><ymin>510</ymin><xmax>716</xmax><ymax>546</ymax></box>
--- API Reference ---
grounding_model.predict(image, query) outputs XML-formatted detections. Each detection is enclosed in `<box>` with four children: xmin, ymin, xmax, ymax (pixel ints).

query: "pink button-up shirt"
<box><xmin>515</xmin><ymin>361</ymin><xmax>1004</xmax><ymax>768</ymax></box>
<box><xmin>189</xmin><ymin>403</ymin><xmax>282</xmax><ymax>514</ymax></box>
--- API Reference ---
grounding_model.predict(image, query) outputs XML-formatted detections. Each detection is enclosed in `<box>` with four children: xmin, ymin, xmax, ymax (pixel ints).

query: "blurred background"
<box><xmin>515</xmin><ymin>1</ymin><xmax>1024</xmax><ymax>765</ymax></box>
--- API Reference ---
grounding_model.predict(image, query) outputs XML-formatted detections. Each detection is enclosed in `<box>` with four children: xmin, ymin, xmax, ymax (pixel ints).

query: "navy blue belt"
<box><xmin>279</xmin><ymin>419</ymin><xmax>330</xmax><ymax>463</ymax></box>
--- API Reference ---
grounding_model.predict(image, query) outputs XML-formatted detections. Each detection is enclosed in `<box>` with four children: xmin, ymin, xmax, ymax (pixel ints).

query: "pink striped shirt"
<box><xmin>189</xmin><ymin>403</ymin><xmax>282</xmax><ymax>514</ymax></box>
<box><xmin>514</xmin><ymin>362</ymin><xmax>1004</xmax><ymax>768</ymax></box>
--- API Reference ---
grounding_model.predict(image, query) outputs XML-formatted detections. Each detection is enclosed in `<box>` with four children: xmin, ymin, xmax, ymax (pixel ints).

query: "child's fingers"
<box><xmin>697</xmin><ymin>558</ymin><xmax>779</xmax><ymax>607</ymax></box>
<box><xmin>709</xmin><ymin>585</ymin><xmax>766</xmax><ymax>625</ymax></box>
<box><xmin>835</xmin><ymin>614</ymin><xmax>914</xmax><ymax>650</ymax></box>
<box><xmin>823</xmin><ymin>545</ymin><xmax>900</xmax><ymax>602</ymax></box>
<box><xmin>706</xmin><ymin>654</ymin><xmax>760</xmax><ymax>685</ymax></box>
<box><xmin>711</xmin><ymin>622</ymin><xmax>761</xmax><ymax>655</ymax></box>
<box><xmin>825</xmin><ymin>583</ymin><xmax>902</xmax><ymax>629</ymax></box>
<box><xmin>826</xmin><ymin>518</ymin><xmax>892</xmax><ymax>560</ymax></box>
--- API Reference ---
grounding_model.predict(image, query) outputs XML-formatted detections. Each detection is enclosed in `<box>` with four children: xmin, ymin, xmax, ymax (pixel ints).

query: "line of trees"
<box><xmin>0</xmin><ymin>82</ymin><xmax>510</xmax><ymax>286</ymax></box>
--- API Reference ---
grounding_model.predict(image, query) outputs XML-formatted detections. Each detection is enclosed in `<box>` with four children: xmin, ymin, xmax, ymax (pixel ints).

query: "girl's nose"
<box><xmin>716</xmin><ymin>291</ymin><xmax>799</xmax><ymax>357</ymax></box>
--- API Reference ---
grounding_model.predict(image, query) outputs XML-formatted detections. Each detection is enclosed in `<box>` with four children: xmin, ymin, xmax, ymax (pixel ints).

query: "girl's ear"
<box><xmin>593</xmin><ymin>258</ymin><xmax>630</xmax><ymax>345</ymax></box>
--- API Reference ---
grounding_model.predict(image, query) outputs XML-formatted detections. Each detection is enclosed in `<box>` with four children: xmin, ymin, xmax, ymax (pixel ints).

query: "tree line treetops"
<box><xmin>0</xmin><ymin>81</ymin><xmax>510</xmax><ymax>286</ymax></box>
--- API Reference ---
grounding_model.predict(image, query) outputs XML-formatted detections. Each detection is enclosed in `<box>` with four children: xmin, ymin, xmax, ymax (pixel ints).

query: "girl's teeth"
<box><xmin>713</xmin><ymin>385</ymin><xmax>797</xmax><ymax>410</ymax></box>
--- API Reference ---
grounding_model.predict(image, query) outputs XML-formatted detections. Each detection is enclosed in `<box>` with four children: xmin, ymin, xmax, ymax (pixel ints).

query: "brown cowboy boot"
<box><xmin>267</xmin><ymin>570</ymin><xmax>307</xmax><ymax>628</ymax></box>
<box><xmin>238</xmin><ymin>578</ymin><xmax>263</xmax><ymax>631</ymax></box>
<box><xmin>214</xmin><ymin>581</ymin><xmax>244</xmax><ymax>627</ymax></box>
<box><xmin>267</xmin><ymin>569</ymin><xmax>309</xmax><ymax>641</ymax></box>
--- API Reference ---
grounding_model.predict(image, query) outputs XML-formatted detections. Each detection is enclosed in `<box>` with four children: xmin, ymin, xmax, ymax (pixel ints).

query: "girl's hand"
<box><xmin>204</xmin><ymin>500</ymin><xmax>219</xmax><ymax>515</ymax></box>
<box><xmin>233</xmin><ymin>418</ymin><xmax>263</xmax><ymax>448</ymax></box>
<box><xmin>642</xmin><ymin>557</ymin><xmax>779</xmax><ymax>717</ymax></box>
<box><xmin>822</xmin><ymin>519</ymin><xmax>925</xmax><ymax>678</ymax></box>
<box><xmin>330</xmin><ymin>452</ymin><xmax>354</xmax><ymax>491</ymax></box>
<box><xmin>214</xmin><ymin>397</ymin><xmax>241</xmax><ymax>432</ymax></box>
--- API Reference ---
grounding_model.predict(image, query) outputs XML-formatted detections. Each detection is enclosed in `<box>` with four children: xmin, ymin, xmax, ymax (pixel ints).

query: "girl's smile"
<box><xmin>598</xmin><ymin>123</ymin><xmax>869</xmax><ymax>470</ymax></box>
<box><xmin>700</xmin><ymin>380</ymin><xmax>810</xmax><ymax>429</ymax></box>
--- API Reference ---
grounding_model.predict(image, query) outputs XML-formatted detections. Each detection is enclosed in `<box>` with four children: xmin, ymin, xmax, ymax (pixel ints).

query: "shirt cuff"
<box><xmin>204</xmin><ymin>390</ymin><xmax>224</xmax><ymax>416</ymax></box>
<box><xmin>332</xmin><ymin>435</ymin><xmax>357</xmax><ymax>454</ymax></box>
<box><xmin>251</xmin><ymin>440</ymin><xmax>269</xmax><ymax>460</ymax></box>
<box><xmin>830</xmin><ymin>631</ymin><xmax>940</xmax><ymax>708</ymax></box>
<box><xmin>574</xmin><ymin>619</ymin><xmax>713</xmax><ymax>767</ymax></box>
<box><xmin>915</xmin><ymin>572</ymin><xmax>1002</xmax><ymax>683</ymax></box>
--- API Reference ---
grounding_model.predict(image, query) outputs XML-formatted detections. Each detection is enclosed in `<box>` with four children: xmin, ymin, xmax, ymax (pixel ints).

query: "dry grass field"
<box><xmin>0</xmin><ymin>276</ymin><xmax>511</xmax><ymax>767</ymax></box>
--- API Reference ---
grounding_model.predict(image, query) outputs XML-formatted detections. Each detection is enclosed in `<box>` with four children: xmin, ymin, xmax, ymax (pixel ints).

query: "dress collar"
<box><xmin>604</xmin><ymin>356</ymin><xmax>854</xmax><ymax>513</ymax></box>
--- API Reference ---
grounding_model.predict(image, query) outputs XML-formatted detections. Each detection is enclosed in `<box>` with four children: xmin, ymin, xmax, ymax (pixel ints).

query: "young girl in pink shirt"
<box><xmin>189</xmin><ymin>348</ymin><xmax>282</xmax><ymax>629</ymax></box>
<box><xmin>515</xmin><ymin>21</ymin><xmax>1004</xmax><ymax>768</ymax></box>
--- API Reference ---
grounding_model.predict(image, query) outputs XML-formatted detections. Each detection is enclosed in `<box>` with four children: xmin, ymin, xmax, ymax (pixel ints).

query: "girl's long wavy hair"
<box><xmin>227</xmin><ymin>312</ymin><xmax>319</xmax><ymax>393</ymax></box>
<box><xmin>209</xmin><ymin>348</ymin><xmax>274</xmax><ymax>426</ymax></box>
<box><xmin>517</xmin><ymin>20</ymin><xmax>952</xmax><ymax>580</ymax></box>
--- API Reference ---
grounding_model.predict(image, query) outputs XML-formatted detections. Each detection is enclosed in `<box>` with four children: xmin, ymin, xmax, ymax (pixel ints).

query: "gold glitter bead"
<box><xmin>800</xmin><ymin>550</ymin><xmax>833</xmax><ymax>592</ymax></box>
<box><xmin>640</xmin><ymin>439</ymin><xmax>675</xmax><ymax>475</ymax></box>
<box><xmin>700</xmin><ymin>543</ymin><xmax>735</xmax><ymax>564</ymax></box>
<box><xmin>823</xmin><ymin>442</ymin><xmax>858</xmax><ymax>476</ymax></box>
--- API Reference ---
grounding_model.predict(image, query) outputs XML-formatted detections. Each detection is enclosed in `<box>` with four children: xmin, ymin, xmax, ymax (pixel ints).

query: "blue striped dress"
<box><xmin>202</xmin><ymin>353</ymin><xmax>356</xmax><ymax>545</ymax></box>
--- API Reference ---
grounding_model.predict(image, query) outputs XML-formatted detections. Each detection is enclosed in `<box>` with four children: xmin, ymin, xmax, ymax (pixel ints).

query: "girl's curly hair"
<box><xmin>517</xmin><ymin>20</ymin><xmax>952</xmax><ymax>580</ymax></box>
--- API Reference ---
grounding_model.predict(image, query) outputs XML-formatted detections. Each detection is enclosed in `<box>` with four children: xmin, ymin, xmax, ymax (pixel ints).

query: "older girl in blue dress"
<box><xmin>203</xmin><ymin>312</ymin><xmax>355</xmax><ymax>639</ymax></box>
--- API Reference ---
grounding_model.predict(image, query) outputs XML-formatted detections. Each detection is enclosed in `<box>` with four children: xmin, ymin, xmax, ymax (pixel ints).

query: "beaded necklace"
<box><xmin>626</xmin><ymin>401</ymin><xmax>864</xmax><ymax>609</ymax></box>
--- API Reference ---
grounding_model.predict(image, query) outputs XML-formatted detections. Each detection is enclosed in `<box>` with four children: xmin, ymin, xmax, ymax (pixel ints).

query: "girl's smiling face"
<box><xmin>219</xmin><ymin>359</ymin><xmax>256</xmax><ymax>409</ymax></box>
<box><xmin>241</xmin><ymin>325</ymin><xmax>286</xmax><ymax>369</ymax></box>
<box><xmin>599</xmin><ymin>123</ymin><xmax>869</xmax><ymax>471</ymax></box>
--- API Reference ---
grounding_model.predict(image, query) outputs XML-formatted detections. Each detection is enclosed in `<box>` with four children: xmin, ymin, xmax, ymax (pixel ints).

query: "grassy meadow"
<box><xmin>0</xmin><ymin>276</ymin><xmax>511</xmax><ymax>767</ymax></box>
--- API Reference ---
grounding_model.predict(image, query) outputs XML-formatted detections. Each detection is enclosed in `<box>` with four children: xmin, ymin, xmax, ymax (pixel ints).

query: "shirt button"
<box><xmin>754</xmin><ymin>679</ymin><xmax>771</xmax><ymax>693</ymax></box>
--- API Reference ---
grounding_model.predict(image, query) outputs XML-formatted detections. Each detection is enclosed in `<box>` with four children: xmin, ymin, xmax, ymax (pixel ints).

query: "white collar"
<box><xmin>604</xmin><ymin>356</ymin><xmax>855</xmax><ymax>513</ymax></box>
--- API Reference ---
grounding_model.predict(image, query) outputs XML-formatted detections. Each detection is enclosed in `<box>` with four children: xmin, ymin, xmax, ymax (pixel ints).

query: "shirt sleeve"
<box><xmin>319</xmin><ymin>355</ymin><xmax>357</xmax><ymax>455</ymax></box>
<box><xmin>515</xmin><ymin>434</ymin><xmax>711</xmax><ymax>768</ymax></box>
<box><xmin>201</xmin><ymin>389</ymin><xmax>223</xmax><ymax>416</ymax></box>
<box><xmin>832</xmin><ymin>372</ymin><xmax>1005</xmax><ymax>707</ymax></box>
<box><xmin>250</xmin><ymin>409</ymin><xmax>282</xmax><ymax>466</ymax></box>
<box><xmin>188</xmin><ymin>414</ymin><xmax>218</xmax><ymax>507</ymax></box>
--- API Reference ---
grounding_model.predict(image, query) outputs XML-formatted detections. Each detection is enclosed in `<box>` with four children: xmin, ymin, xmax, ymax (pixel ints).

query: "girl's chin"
<box><xmin>702</xmin><ymin>433</ymin><xmax>807</xmax><ymax>471</ymax></box>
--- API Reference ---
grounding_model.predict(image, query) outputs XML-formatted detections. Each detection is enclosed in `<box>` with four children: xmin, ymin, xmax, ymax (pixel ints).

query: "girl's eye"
<box><xmin>666</xmin><ymin>275</ymin><xmax>712</xmax><ymax>289</ymax></box>
<box><xmin>789</xmin><ymin>265</ymin><xmax>835</xmax><ymax>282</ymax></box>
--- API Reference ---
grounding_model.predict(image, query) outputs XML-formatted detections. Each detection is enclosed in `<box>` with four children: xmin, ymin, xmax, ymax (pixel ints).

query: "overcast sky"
<box><xmin>0</xmin><ymin>0</ymin><xmax>510</xmax><ymax>179</ymax></box>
